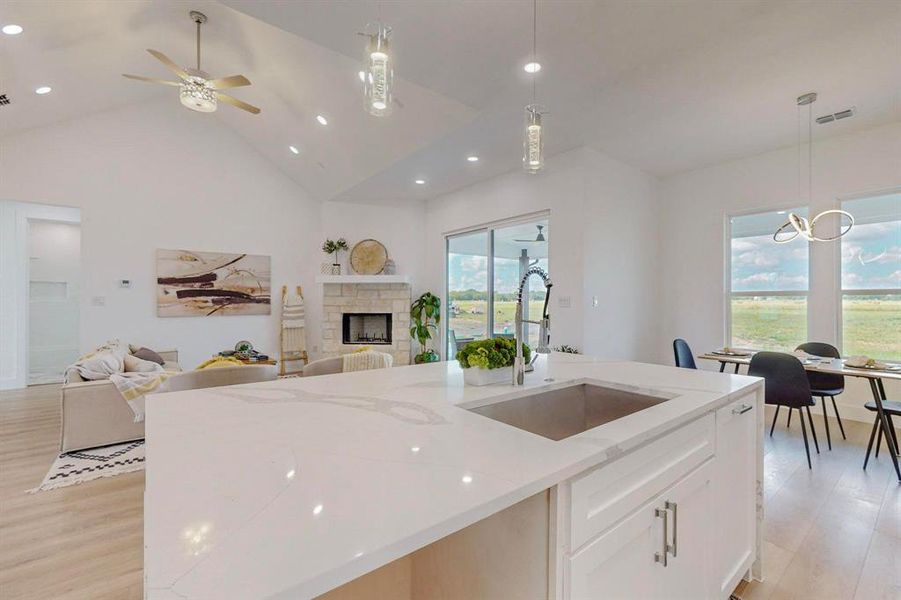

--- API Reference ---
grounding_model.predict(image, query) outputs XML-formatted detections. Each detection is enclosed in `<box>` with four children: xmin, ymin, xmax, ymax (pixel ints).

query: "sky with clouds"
<box><xmin>448</xmin><ymin>255</ymin><xmax>550</xmax><ymax>295</ymax></box>
<box><xmin>732</xmin><ymin>212</ymin><xmax>899</xmax><ymax>292</ymax></box>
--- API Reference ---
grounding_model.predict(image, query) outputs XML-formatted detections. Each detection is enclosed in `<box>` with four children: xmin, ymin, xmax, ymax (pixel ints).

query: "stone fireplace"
<box><xmin>343</xmin><ymin>313</ymin><xmax>392</xmax><ymax>345</ymax></box>
<box><xmin>321</xmin><ymin>281</ymin><xmax>411</xmax><ymax>365</ymax></box>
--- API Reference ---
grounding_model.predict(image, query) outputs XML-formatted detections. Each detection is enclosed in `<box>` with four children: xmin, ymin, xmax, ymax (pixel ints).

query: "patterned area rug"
<box><xmin>28</xmin><ymin>440</ymin><xmax>145</xmax><ymax>493</ymax></box>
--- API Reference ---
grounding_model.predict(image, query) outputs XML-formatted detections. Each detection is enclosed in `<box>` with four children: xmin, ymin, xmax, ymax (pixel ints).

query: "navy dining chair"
<box><xmin>673</xmin><ymin>338</ymin><xmax>697</xmax><ymax>370</ymax></box>
<box><xmin>796</xmin><ymin>342</ymin><xmax>846</xmax><ymax>450</ymax></box>
<box><xmin>749</xmin><ymin>351</ymin><xmax>820</xmax><ymax>469</ymax></box>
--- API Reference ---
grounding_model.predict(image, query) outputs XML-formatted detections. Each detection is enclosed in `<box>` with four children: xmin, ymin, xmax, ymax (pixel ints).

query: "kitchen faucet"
<box><xmin>513</xmin><ymin>266</ymin><xmax>552</xmax><ymax>385</ymax></box>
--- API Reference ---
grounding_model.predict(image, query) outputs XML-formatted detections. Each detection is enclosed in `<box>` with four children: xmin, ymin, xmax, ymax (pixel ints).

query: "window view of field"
<box><xmin>731</xmin><ymin>296</ymin><xmax>900</xmax><ymax>360</ymax></box>
<box><xmin>448</xmin><ymin>292</ymin><xmax>546</xmax><ymax>351</ymax></box>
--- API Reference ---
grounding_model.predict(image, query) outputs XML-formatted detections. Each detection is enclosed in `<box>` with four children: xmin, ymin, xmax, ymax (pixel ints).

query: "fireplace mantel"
<box><xmin>315</xmin><ymin>275</ymin><xmax>411</xmax><ymax>285</ymax></box>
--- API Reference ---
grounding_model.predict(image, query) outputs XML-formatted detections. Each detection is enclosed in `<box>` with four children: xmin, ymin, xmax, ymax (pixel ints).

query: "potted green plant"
<box><xmin>322</xmin><ymin>238</ymin><xmax>349</xmax><ymax>275</ymax></box>
<box><xmin>410</xmin><ymin>292</ymin><xmax>441</xmax><ymax>364</ymax></box>
<box><xmin>456</xmin><ymin>338</ymin><xmax>531</xmax><ymax>386</ymax></box>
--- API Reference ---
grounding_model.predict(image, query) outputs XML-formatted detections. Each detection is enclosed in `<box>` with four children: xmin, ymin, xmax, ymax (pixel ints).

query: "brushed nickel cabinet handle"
<box><xmin>732</xmin><ymin>404</ymin><xmax>753</xmax><ymax>415</ymax></box>
<box><xmin>654</xmin><ymin>507</ymin><xmax>668</xmax><ymax>567</ymax></box>
<box><xmin>665</xmin><ymin>500</ymin><xmax>678</xmax><ymax>557</ymax></box>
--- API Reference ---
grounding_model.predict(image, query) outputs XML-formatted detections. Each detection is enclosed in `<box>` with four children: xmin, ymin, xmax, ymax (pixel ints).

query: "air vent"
<box><xmin>816</xmin><ymin>107</ymin><xmax>855</xmax><ymax>125</ymax></box>
<box><xmin>0</xmin><ymin>94</ymin><xmax>10</xmax><ymax>106</ymax></box>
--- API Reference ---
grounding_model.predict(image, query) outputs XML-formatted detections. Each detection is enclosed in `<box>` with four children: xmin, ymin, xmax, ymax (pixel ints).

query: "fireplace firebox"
<box><xmin>342</xmin><ymin>313</ymin><xmax>392</xmax><ymax>345</ymax></box>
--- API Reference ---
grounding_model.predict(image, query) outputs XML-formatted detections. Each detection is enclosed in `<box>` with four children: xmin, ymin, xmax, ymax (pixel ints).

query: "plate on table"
<box><xmin>844</xmin><ymin>362</ymin><xmax>901</xmax><ymax>372</ymax></box>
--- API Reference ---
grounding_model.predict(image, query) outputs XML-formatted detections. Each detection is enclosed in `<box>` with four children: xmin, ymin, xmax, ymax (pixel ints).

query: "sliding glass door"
<box><xmin>446</xmin><ymin>216</ymin><xmax>550</xmax><ymax>358</ymax></box>
<box><xmin>447</xmin><ymin>230</ymin><xmax>490</xmax><ymax>356</ymax></box>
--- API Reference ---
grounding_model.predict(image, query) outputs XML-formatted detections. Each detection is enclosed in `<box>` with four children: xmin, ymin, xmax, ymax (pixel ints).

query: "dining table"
<box><xmin>699</xmin><ymin>350</ymin><xmax>901</xmax><ymax>481</ymax></box>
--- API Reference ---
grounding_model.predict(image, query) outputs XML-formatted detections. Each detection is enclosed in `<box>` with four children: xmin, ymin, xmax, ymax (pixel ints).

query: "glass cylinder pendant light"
<box><xmin>523</xmin><ymin>0</ymin><xmax>545</xmax><ymax>174</ymax></box>
<box><xmin>361</xmin><ymin>23</ymin><xmax>393</xmax><ymax>117</ymax></box>
<box><xmin>524</xmin><ymin>104</ymin><xmax>545</xmax><ymax>173</ymax></box>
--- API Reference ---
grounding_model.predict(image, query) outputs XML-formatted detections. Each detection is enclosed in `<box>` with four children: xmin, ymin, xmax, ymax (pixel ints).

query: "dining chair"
<box><xmin>796</xmin><ymin>342</ymin><xmax>847</xmax><ymax>450</ymax></box>
<box><xmin>863</xmin><ymin>399</ymin><xmax>901</xmax><ymax>470</ymax></box>
<box><xmin>673</xmin><ymin>338</ymin><xmax>697</xmax><ymax>370</ymax></box>
<box><xmin>749</xmin><ymin>351</ymin><xmax>820</xmax><ymax>469</ymax></box>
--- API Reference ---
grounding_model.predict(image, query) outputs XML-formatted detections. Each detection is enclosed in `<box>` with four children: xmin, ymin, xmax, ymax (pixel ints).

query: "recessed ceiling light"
<box><xmin>2</xmin><ymin>24</ymin><xmax>23</xmax><ymax>35</ymax></box>
<box><xmin>35</xmin><ymin>86</ymin><xmax>52</xmax><ymax>95</ymax></box>
<box><xmin>316</xmin><ymin>114</ymin><xmax>328</xmax><ymax>126</ymax></box>
<box><xmin>461</xmin><ymin>475</ymin><xmax>473</xmax><ymax>484</ymax></box>
<box><xmin>467</xmin><ymin>155</ymin><xmax>479</xmax><ymax>162</ymax></box>
<box><xmin>414</xmin><ymin>179</ymin><xmax>426</xmax><ymax>185</ymax></box>
<box><xmin>312</xmin><ymin>504</ymin><xmax>323</xmax><ymax>515</ymax></box>
<box><xmin>289</xmin><ymin>145</ymin><xmax>299</xmax><ymax>155</ymax></box>
<box><xmin>524</xmin><ymin>62</ymin><xmax>541</xmax><ymax>74</ymax></box>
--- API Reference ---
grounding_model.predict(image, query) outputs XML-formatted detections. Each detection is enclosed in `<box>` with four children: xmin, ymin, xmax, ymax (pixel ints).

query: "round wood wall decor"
<box><xmin>350</xmin><ymin>239</ymin><xmax>389</xmax><ymax>275</ymax></box>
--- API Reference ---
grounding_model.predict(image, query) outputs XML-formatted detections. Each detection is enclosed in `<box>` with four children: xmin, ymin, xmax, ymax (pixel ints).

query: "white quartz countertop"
<box><xmin>144</xmin><ymin>353</ymin><xmax>761</xmax><ymax>599</ymax></box>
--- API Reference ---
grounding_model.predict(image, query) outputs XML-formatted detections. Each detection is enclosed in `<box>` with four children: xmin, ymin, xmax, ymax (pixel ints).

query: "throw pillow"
<box><xmin>124</xmin><ymin>354</ymin><xmax>164</xmax><ymax>374</ymax></box>
<box><xmin>74</xmin><ymin>351</ymin><xmax>124</xmax><ymax>380</ymax></box>
<box><xmin>132</xmin><ymin>346</ymin><xmax>165</xmax><ymax>365</ymax></box>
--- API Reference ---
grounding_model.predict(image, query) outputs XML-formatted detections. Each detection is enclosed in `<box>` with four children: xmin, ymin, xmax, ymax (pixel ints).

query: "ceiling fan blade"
<box><xmin>122</xmin><ymin>74</ymin><xmax>181</xmax><ymax>87</ymax></box>
<box><xmin>216</xmin><ymin>92</ymin><xmax>261</xmax><ymax>115</ymax></box>
<box><xmin>208</xmin><ymin>74</ymin><xmax>251</xmax><ymax>90</ymax></box>
<box><xmin>147</xmin><ymin>49</ymin><xmax>190</xmax><ymax>81</ymax></box>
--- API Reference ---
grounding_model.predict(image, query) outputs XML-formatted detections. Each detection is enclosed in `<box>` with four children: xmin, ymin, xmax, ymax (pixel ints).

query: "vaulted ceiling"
<box><xmin>2</xmin><ymin>1</ymin><xmax>899</xmax><ymax>204</ymax></box>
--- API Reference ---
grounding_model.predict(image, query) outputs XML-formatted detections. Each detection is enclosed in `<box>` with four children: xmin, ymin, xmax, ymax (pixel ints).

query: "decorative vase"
<box><xmin>331</xmin><ymin>264</ymin><xmax>341</xmax><ymax>275</ymax></box>
<box><xmin>462</xmin><ymin>366</ymin><xmax>513</xmax><ymax>386</ymax></box>
<box><xmin>414</xmin><ymin>351</ymin><xmax>440</xmax><ymax>364</ymax></box>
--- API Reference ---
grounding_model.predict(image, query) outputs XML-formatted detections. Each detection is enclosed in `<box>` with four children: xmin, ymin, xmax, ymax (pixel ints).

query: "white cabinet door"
<box><xmin>714</xmin><ymin>395</ymin><xmax>757</xmax><ymax>596</ymax></box>
<box><xmin>658</xmin><ymin>460</ymin><xmax>714</xmax><ymax>599</ymax></box>
<box><xmin>568</xmin><ymin>493</ymin><xmax>663</xmax><ymax>600</ymax></box>
<box><xmin>567</xmin><ymin>461</ymin><xmax>714</xmax><ymax>600</ymax></box>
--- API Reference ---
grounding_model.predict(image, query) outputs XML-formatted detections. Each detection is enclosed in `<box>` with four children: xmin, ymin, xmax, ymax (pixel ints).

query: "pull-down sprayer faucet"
<box><xmin>513</xmin><ymin>266</ymin><xmax>552</xmax><ymax>385</ymax></box>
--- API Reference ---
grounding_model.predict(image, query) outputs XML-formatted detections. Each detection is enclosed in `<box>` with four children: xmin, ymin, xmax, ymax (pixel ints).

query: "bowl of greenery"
<box><xmin>456</xmin><ymin>338</ymin><xmax>530</xmax><ymax>386</ymax></box>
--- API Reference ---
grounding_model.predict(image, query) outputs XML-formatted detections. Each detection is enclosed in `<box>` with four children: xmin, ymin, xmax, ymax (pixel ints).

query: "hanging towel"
<box><xmin>342</xmin><ymin>350</ymin><xmax>393</xmax><ymax>373</ymax></box>
<box><xmin>282</xmin><ymin>293</ymin><xmax>306</xmax><ymax>329</ymax></box>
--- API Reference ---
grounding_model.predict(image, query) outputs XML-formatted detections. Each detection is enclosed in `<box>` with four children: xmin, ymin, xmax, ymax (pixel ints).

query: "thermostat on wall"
<box><xmin>119</xmin><ymin>279</ymin><xmax>131</xmax><ymax>288</ymax></box>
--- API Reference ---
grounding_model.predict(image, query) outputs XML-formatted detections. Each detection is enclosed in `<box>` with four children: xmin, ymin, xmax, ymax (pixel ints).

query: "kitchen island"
<box><xmin>144</xmin><ymin>353</ymin><xmax>763</xmax><ymax>599</ymax></box>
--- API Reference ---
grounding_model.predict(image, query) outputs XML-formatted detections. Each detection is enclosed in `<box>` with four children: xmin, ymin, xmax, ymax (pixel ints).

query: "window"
<box><xmin>840</xmin><ymin>192</ymin><xmax>901</xmax><ymax>360</ymax></box>
<box><xmin>728</xmin><ymin>208</ymin><xmax>808</xmax><ymax>351</ymax></box>
<box><xmin>446</xmin><ymin>216</ymin><xmax>549</xmax><ymax>357</ymax></box>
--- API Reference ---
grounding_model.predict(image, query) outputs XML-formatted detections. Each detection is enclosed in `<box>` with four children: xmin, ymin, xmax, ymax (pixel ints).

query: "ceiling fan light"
<box><xmin>179</xmin><ymin>79</ymin><xmax>217</xmax><ymax>113</ymax></box>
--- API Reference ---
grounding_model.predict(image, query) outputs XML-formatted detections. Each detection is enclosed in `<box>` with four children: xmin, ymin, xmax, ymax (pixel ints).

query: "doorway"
<box><xmin>0</xmin><ymin>201</ymin><xmax>81</xmax><ymax>389</ymax></box>
<box><xmin>27</xmin><ymin>220</ymin><xmax>81</xmax><ymax>384</ymax></box>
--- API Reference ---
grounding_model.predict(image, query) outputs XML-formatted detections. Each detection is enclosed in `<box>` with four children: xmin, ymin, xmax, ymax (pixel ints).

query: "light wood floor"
<box><xmin>1</xmin><ymin>385</ymin><xmax>898</xmax><ymax>599</ymax></box>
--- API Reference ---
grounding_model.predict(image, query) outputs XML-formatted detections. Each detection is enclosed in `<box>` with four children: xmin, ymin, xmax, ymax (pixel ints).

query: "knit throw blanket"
<box><xmin>342</xmin><ymin>350</ymin><xmax>393</xmax><ymax>373</ymax></box>
<box><xmin>282</xmin><ymin>293</ymin><xmax>306</xmax><ymax>329</ymax></box>
<box><xmin>109</xmin><ymin>369</ymin><xmax>173</xmax><ymax>423</ymax></box>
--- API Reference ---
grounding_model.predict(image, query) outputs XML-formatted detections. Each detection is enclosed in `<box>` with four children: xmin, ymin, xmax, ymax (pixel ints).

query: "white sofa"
<box><xmin>60</xmin><ymin>350</ymin><xmax>276</xmax><ymax>452</ymax></box>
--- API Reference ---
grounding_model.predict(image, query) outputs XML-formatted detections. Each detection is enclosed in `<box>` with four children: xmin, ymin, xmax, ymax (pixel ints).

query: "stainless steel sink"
<box><xmin>467</xmin><ymin>382</ymin><xmax>671</xmax><ymax>441</ymax></box>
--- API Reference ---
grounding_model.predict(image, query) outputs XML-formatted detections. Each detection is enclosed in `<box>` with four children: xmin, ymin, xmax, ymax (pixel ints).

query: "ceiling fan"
<box><xmin>515</xmin><ymin>225</ymin><xmax>547</xmax><ymax>243</ymax></box>
<box><xmin>122</xmin><ymin>11</ymin><xmax>260</xmax><ymax>115</ymax></box>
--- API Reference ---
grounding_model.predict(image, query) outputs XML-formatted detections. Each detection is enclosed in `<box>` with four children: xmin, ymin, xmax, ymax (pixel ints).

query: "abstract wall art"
<box><xmin>156</xmin><ymin>249</ymin><xmax>271</xmax><ymax>317</ymax></box>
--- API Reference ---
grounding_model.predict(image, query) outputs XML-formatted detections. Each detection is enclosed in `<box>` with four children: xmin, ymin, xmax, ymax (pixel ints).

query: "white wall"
<box><xmin>424</xmin><ymin>146</ymin><xmax>660</xmax><ymax>362</ymax></box>
<box><xmin>658</xmin><ymin>122</ymin><xmax>901</xmax><ymax>421</ymax></box>
<box><xmin>0</xmin><ymin>99</ymin><xmax>323</xmax><ymax>375</ymax></box>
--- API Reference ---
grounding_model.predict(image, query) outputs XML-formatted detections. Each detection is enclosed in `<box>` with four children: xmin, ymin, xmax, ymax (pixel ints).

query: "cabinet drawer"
<box><xmin>570</xmin><ymin>413</ymin><xmax>714</xmax><ymax>551</ymax></box>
